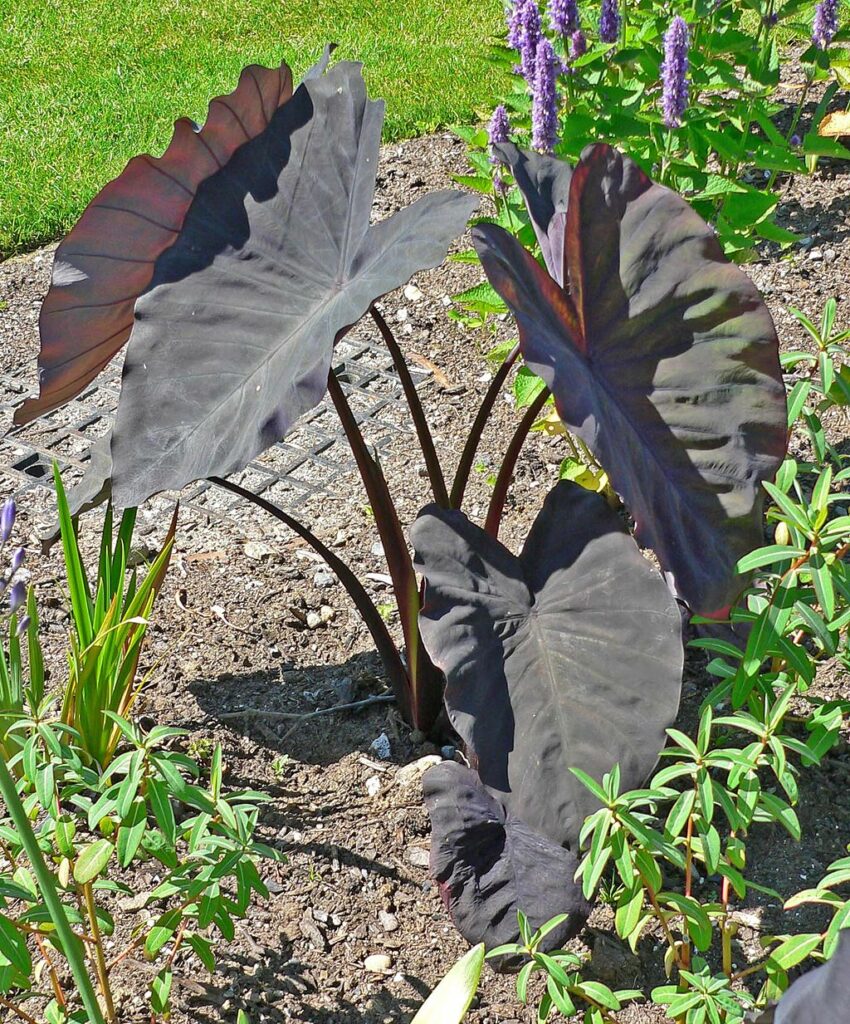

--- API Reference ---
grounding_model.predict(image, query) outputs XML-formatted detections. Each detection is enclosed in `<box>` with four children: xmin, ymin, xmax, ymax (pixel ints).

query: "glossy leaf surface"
<box><xmin>423</xmin><ymin>761</ymin><xmax>589</xmax><ymax>962</ymax></box>
<box><xmin>16</xmin><ymin>62</ymin><xmax>295</xmax><ymax>425</ymax></box>
<box><xmin>106</xmin><ymin>61</ymin><xmax>474</xmax><ymax>508</ymax></box>
<box><xmin>475</xmin><ymin>143</ymin><xmax>787</xmax><ymax>614</ymax></box>
<box><xmin>412</xmin><ymin>481</ymin><xmax>683</xmax><ymax>850</ymax></box>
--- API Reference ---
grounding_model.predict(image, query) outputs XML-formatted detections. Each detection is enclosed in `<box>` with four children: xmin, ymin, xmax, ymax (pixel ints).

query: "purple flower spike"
<box><xmin>570</xmin><ymin>28</ymin><xmax>587</xmax><ymax>60</ymax></box>
<box><xmin>548</xmin><ymin>0</ymin><xmax>580</xmax><ymax>35</ymax></box>
<box><xmin>16</xmin><ymin>615</ymin><xmax>30</xmax><ymax>637</ymax></box>
<box><xmin>813</xmin><ymin>0</ymin><xmax>838</xmax><ymax>49</ymax></box>
<box><xmin>10</xmin><ymin>547</ymin><xmax>25</xmax><ymax>574</ymax></box>
<box><xmin>519</xmin><ymin>0</ymin><xmax>543</xmax><ymax>84</ymax></box>
<box><xmin>532</xmin><ymin>37</ymin><xmax>559</xmax><ymax>153</ymax></box>
<box><xmin>790</xmin><ymin>133</ymin><xmax>802</xmax><ymax>147</ymax></box>
<box><xmin>661</xmin><ymin>16</ymin><xmax>690</xmax><ymax>129</ymax></box>
<box><xmin>488</xmin><ymin>105</ymin><xmax>511</xmax><ymax>151</ymax></box>
<box><xmin>507</xmin><ymin>0</ymin><xmax>525</xmax><ymax>49</ymax></box>
<box><xmin>8</xmin><ymin>581</ymin><xmax>26</xmax><ymax>615</ymax></box>
<box><xmin>1</xmin><ymin>499</ymin><xmax>15</xmax><ymax>543</ymax></box>
<box><xmin>598</xmin><ymin>0</ymin><xmax>621</xmax><ymax>43</ymax></box>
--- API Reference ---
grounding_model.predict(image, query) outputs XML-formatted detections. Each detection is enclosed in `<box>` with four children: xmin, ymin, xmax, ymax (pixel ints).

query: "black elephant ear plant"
<box><xmin>16</xmin><ymin>48</ymin><xmax>785</xmax><ymax>958</ymax></box>
<box><xmin>412</xmin><ymin>142</ymin><xmax>786</xmax><ymax>957</ymax></box>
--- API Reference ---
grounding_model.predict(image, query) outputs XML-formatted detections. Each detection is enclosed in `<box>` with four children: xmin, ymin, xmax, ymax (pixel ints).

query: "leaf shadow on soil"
<box><xmin>187</xmin><ymin>648</ymin><xmax>407</xmax><ymax>769</ymax></box>
<box><xmin>185</xmin><ymin>938</ymin><xmax>429</xmax><ymax>1023</ymax></box>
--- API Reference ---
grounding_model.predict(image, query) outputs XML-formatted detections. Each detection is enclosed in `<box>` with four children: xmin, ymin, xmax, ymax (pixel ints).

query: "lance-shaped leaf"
<box><xmin>70</xmin><ymin>61</ymin><xmax>475</xmax><ymax>510</ymax></box>
<box><xmin>475</xmin><ymin>143</ymin><xmax>787</xmax><ymax>615</ymax></box>
<box><xmin>753</xmin><ymin>930</ymin><xmax>850</xmax><ymax>1024</ymax></box>
<box><xmin>412</xmin><ymin>480</ymin><xmax>683</xmax><ymax>851</ymax></box>
<box><xmin>423</xmin><ymin>761</ymin><xmax>590</xmax><ymax>963</ymax></box>
<box><xmin>15</xmin><ymin>61</ymin><xmax>296</xmax><ymax>425</ymax></box>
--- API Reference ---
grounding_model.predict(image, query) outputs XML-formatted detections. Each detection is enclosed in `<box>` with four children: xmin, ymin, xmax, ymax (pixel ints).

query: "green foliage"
<box><xmin>498</xmin><ymin>298</ymin><xmax>850</xmax><ymax>1022</ymax></box>
<box><xmin>465</xmin><ymin>0</ymin><xmax>850</xmax><ymax>267</ymax></box>
<box><xmin>54</xmin><ymin>465</ymin><xmax>176</xmax><ymax>768</ymax></box>
<box><xmin>0</xmin><ymin>710</ymin><xmax>279</xmax><ymax>1022</ymax></box>
<box><xmin>489</xmin><ymin>911</ymin><xmax>641</xmax><ymax>1022</ymax></box>
<box><xmin>412</xmin><ymin>943</ymin><xmax>486</xmax><ymax>1023</ymax></box>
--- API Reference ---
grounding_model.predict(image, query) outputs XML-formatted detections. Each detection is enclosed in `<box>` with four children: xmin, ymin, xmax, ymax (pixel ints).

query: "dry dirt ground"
<box><xmin>1</xmin><ymin>84</ymin><xmax>850</xmax><ymax>1024</ymax></box>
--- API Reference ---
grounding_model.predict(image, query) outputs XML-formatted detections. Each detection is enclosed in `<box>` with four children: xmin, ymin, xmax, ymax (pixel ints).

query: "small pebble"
<box><xmin>440</xmin><ymin>744</ymin><xmax>456</xmax><ymax>760</ymax></box>
<box><xmin>396</xmin><ymin>307</ymin><xmax>409</xmax><ymax>322</ymax></box>
<box><xmin>404</xmin><ymin>283</ymin><xmax>424</xmax><ymax>302</ymax></box>
<box><xmin>306</xmin><ymin>610</ymin><xmax>323</xmax><ymax>629</ymax></box>
<box><xmin>396</xmin><ymin>754</ymin><xmax>442</xmax><ymax>787</ymax></box>
<box><xmin>319</xmin><ymin>604</ymin><xmax>335</xmax><ymax>623</ymax></box>
<box><xmin>405</xmin><ymin>845</ymin><xmax>430</xmax><ymax>868</ymax></box>
<box><xmin>314</xmin><ymin>569</ymin><xmax>335</xmax><ymax>588</ymax></box>
<box><xmin>364</xmin><ymin>953</ymin><xmax>393</xmax><ymax>973</ymax></box>
<box><xmin>370</xmin><ymin>732</ymin><xmax>392</xmax><ymax>760</ymax></box>
<box><xmin>379</xmin><ymin>911</ymin><xmax>399</xmax><ymax>933</ymax></box>
<box><xmin>365</xmin><ymin>776</ymin><xmax>382</xmax><ymax>797</ymax></box>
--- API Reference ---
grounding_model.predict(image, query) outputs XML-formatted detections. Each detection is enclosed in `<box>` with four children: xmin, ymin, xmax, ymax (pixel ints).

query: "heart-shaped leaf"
<box><xmin>412</xmin><ymin>480</ymin><xmax>683</xmax><ymax>850</ymax></box>
<box><xmin>422</xmin><ymin>761</ymin><xmax>590</xmax><ymax>963</ymax></box>
<box><xmin>16</xmin><ymin>61</ymin><xmax>296</xmax><ymax>425</ymax></box>
<box><xmin>475</xmin><ymin>143</ymin><xmax>787</xmax><ymax>615</ymax></box>
<box><xmin>59</xmin><ymin>61</ymin><xmax>474</xmax><ymax>510</ymax></box>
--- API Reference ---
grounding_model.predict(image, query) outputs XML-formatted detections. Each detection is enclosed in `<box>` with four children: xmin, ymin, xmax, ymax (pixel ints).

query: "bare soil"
<box><xmin>1</xmin><ymin>89</ymin><xmax>849</xmax><ymax>1023</ymax></box>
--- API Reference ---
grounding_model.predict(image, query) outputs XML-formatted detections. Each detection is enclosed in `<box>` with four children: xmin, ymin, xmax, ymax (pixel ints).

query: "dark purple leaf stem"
<box><xmin>449</xmin><ymin>344</ymin><xmax>521</xmax><ymax>509</ymax></box>
<box><xmin>484</xmin><ymin>387</ymin><xmax>550</xmax><ymax>538</ymax></box>
<box><xmin>210</xmin><ymin>475</ymin><xmax>410</xmax><ymax>711</ymax></box>
<box><xmin>326</xmin><ymin>370</ymin><xmax>438</xmax><ymax>728</ymax></box>
<box><xmin>369</xmin><ymin>305</ymin><xmax>449</xmax><ymax>507</ymax></box>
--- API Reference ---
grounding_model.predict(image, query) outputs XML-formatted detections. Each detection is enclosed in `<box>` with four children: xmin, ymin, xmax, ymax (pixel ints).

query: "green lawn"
<box><xmin>0</xmin><ymin>0</ymin><xmax>505</xmax><ymax>258</ymax></box>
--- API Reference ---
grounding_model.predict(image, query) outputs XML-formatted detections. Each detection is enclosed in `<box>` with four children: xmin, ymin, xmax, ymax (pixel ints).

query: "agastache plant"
<box><xmin>519</xmin><ymin>0</ymin><xmax>543</xmax><ymax>84</ymax></box>
<box><xmin>569</xmin><ymin>28</ymin><xmax>587</xmax><ymax>60</ymax></box>
<box><xmin>488</xmin><ymin>104</ymin><xmax>512</xmax><ymax>194</ymax></box>
<box><xmin>661</xmin><ymin>15</ymin><xmax>690</xmax><ymax>128</ymax></box>
<box><xmin>532</xmin><ymin>37</ymin><xmax>559</xmax><ymax>152</ymax></box>
<box><xmin>813</xmin><ymin>0</ymin><xmax>839</xmax><ymax>49</ymax></box>
<box><xmin>598</xmin><ymin>0</ymin><xmax>621</xmax><ymax>43</ymax></box>
<box><xmin>548</xmin><ymin>0</ymin><xmax>579</xmax><ymax>36</ymax></box>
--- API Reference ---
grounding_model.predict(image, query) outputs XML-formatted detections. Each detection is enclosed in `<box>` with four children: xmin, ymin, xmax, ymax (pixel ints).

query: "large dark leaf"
<box><xmin>412</xmin><ymin>480</ymin><xmax>683</xmax><ymax>850</ymax></box>
<box><xmin>474</xmin><ymin>143</ymin><xmax>787</xmax><ymax>615</ymax></box>
<box><xmin>72</xmin><ymin>61</ymin><xmax>474</xmax><ymax>510</ymax></box>
<box><xmin>493</xmin><ymin>142</ymin><xmax>572</xmax><ymax>285</ymax></box>
<box><xmin>15</xmin><ymin>62</ymin><xmax>295</xmax><ymax>425</ymax></box>
<box><xmin>422</xmin><ymin>761</ymin><xmax>590</xmax><ymax>964</ymax></box>
<box><xmin>753</xmin><ymin>930</ymin><xmax>850</xmax><ymax>1024</ymax></box>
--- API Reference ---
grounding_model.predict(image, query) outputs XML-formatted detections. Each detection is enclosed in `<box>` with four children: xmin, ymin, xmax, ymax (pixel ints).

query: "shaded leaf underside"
<box><xmin>423</xmin><ymin>761</ymin><xmax>590</xmax><ymax>962</ymax></box>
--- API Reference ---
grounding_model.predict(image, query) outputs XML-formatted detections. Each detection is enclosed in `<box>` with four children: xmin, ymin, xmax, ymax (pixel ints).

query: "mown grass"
<box><xmin>0</xmin><ymin>0</ymin><xmax>505</xmax><ymax>258</ymax></box>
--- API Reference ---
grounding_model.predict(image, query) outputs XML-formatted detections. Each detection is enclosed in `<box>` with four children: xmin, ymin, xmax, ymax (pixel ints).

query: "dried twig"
<box><xmin>218</xmin><ymin>693</ymin><xmax>394</xmax><ymax>727</ymax></box>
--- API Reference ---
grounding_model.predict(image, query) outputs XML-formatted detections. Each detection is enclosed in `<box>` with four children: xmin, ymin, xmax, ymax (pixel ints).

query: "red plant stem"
<box><xmin>450</xmin><ymin>344</ymin><xmax>520</xmax><ymax>508</ymax></box>
<box><xmin>210</xmin><ymin>475</ymin><xmax>410</xmax><ymax>721</ymax></box>
<box><xmin>327</xmin><ymin>371</ymin><xmax>441</xmax><ymax>730</ymax></box>
<box><xmin>682</xmin><ymin>811</ymin><xmax>694</xmax><ymax>971</ymax></box>
<box><xmin>721</xmin><ymin>869</ymin><xmax>733</xmax><ymax>978</ymax></box>
<box><xmin>485</xmin><ymin>387</ymin><xmax>550</xmax><ymax>538</ymax></box>
<box><xmin>0</xmin><ymin>996</ymin><xmax>41</xmax><ymax>1024</ymax></box>
<box><xmin>370</xmin><ymin>305</ymin><xmax>449</xmax><ymax>507</ymax></box>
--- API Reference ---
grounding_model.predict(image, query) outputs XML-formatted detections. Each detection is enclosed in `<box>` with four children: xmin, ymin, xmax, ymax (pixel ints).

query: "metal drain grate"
<box><xmin>1</xmin><ymin>333</ymin><xmax>428</xmax><ymax>521</ymax></box>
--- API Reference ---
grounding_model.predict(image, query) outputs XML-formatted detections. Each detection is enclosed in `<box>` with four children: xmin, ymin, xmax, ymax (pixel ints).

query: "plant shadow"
<box><xmin>185</xmin><ymin>937</ymin><xmax>429</xmax><ymax>1023</ymax></box>
<box><xmin>186</xmin><ymin>649</ymin><xmax>414</xmax><ymax>770</ymax></box>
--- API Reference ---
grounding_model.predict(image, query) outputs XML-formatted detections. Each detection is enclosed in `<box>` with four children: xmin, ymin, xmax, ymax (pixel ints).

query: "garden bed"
<box><xmin>1</xmin><ymin>106</ymin><xmax>849</xmax><ymax>1022</ymax></box>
